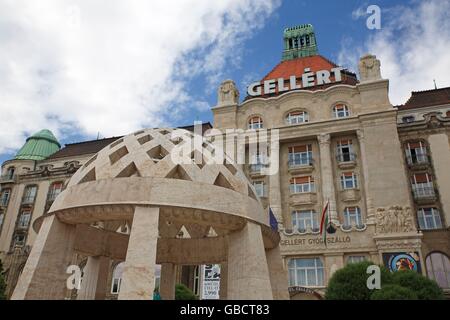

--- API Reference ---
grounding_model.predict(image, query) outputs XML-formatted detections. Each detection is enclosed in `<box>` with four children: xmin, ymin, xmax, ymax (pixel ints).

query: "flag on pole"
<box><xmin>319</xmin><ymin>200</ymin><xmax>330</xmax><ymax>245</ymax></box>
<box><xmin>269</xmin><ymin>207</ymin><xmax>278</xmax><ymax>231</ymax></box>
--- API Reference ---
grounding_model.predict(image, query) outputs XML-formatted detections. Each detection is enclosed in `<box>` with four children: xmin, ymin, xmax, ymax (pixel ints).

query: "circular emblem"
<box><xmin>390</xmin><ymin>254</ymin><xmax>417</xmax><ymax>271</ymax></box>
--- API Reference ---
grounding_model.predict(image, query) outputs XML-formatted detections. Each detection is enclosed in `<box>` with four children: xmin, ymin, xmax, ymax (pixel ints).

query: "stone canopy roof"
<box><xmin>15</xmin><ymin>129</ymin><xmax>61</xmax><ymax>161</ymax></box>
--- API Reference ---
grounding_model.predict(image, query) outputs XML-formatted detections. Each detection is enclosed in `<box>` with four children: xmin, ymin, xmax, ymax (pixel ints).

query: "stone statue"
<box><xmin>218</xmin><ymin>79</ymin><xmax>239</xmax><ymax>106</ymax></box>
<box><xmin>375</xmin><ymin>206</ymin><xmax>415</xmax><ymax>233</ymax></box>
<box><xmin>358</xmin><ymin>54</ymin><xmax>381</xmax><ymax>82</ymax></box>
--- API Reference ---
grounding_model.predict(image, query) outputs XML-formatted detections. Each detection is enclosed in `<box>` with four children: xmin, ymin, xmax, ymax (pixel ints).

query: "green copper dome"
<box><xmin>15</xmin><ymin>129</ymin><xmax>61</xmax><ymax>161</ymax></box>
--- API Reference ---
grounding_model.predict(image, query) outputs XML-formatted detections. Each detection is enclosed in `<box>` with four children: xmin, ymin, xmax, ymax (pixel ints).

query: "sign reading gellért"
<box><xmin>247</xmin><ymin>67</ymin><xmax>344</xmax><ymax>97</ymax></box>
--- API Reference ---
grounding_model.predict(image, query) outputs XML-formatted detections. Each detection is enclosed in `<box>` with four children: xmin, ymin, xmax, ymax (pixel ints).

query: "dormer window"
<box><xmin>402</xmin><ymin>116</ymin><xmax>415</xmax><ymax>123</ymax></box>
<box><xmin>333</xmin><ymin>104</ymin><xmax>350</xmax><ymax>118</ymax></box>
<box><xmin>248</xmin><ymin>116</ymin><xmax>263</xmax><ymax>129</ymax></box>
<box><xmin>286</xmin><ymin>111</ymin><xmax>309</xmax><ymax>125</ymax></box>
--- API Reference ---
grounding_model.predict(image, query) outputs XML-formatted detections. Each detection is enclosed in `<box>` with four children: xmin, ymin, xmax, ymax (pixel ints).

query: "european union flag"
<box><xmin>269</xmin><ymin>207</ymin><xmax>278</xmax><ymax>231</ymax></box>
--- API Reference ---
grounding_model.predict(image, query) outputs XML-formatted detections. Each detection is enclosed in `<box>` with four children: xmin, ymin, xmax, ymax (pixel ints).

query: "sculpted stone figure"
<box><xmin>218</xmin><ymin>79</ymin><xmax>239</xmax><ymax>106</ymax></box>
<box><xmin>375</xmin><ymin>206</ymin><xmax>416</xmax><ymax>233</ymax></box>
<box><xmin>358</xmin><ymin>54</ymin><xmax>381</xmax><ymax>82</ymax></box>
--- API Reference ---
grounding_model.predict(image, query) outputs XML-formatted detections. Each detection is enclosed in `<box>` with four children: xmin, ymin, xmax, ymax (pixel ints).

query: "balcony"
<box><xmin>289</xmin><ymin>192</ymin><xmax>317</xmax><ymax>205</ymax></box>
<box><xmin>336</xmin><ymin>152</ymin><xmax>357</xmax><ymax>169</ymax></box>
<box><xmin>412</xmin><ymin>186</ymin><xmax>437</xmax><ymax>204</ymax></box>
<box><xmin>406</xmin><ymin>153</ymin><xmax>429</xmax><ymax>169</ymax></box>
<box><xmin>340</xmin><ymin>188</ymin><xmax>361</xmax><ymax>202</ymax></box>
<box><xmin>0</xmin><ymin>174</ymin><xmax>17</xmax><ymax>184</ymax></box>
<box><xmin>288</xmin><ymin>158</ymin><xmax>314</xmax><ymax>174</ymax></box>
<box><xmin>248</xmin><ymin>164</ymin><xmax>267</xmax><ymax>178</ymax></box>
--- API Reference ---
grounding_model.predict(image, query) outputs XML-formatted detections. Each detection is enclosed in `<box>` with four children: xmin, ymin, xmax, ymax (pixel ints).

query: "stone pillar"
<box><xmin>357</xmin><ymin>129</ymin><xmax>375</xmax><ymax>224</ymax></box>
<box><xmin>11</xmin><ymin>215</ymin><xmax>75</xmax><ymax>300</ymax></box>
<box><xmin>269</xmin><ymin>137</ymin><xmax>283</xmax><ymax>227</ymax></box>
<box><xmin>324</xmin><ymin>253</ymin><xmax>344</xmax><ymax>285</ymax></box>
<box><xmin>428</xmin><ymin>133</ymin><xmax>450</xmax><ymax>227</ymax></box>
<box><xmin>318</xmin><ymin>133</ymin><xmax>338</xmax><ymax>224</ymax></box>
<box><xmin>77</xmin><ymin>255</ymin><xmax>110</xmax><ymax>300</ymax></box>
<box><xmin>265</xmin><ymin>246</ymin><xmax>289</xmax><ymax>300</ymax></box>
<box><xmin>227</xmin><ymin>222</ymin><xmax>273</xmax><ymax>299</ymax></box>
<box><xmin>219</xmin><ymin>262</ymin><xmax>227</xmax><ymax>300</ymax></box>
<box><xmin>118</xmin><ymin>206</ymin><xmax>159</xmax><ymax>300</ymax></box>
<box><xmin>160</xmin><ymin>263</ymin><xmax>176</xmax><ymax>300</ymax></box>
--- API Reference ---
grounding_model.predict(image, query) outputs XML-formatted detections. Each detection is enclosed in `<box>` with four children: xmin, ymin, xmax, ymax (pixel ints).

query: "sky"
<box><xmin>0</xmin><ymin>0</ymin><xmax>449</xmax><ymax>164</ymax></box>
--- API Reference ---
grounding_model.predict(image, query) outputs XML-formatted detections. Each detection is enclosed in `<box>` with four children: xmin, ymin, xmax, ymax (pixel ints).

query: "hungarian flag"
<box><xmin>319</xmin><ymin>200</ymin><xmax>329</xmax><ymax>244</ymax></box>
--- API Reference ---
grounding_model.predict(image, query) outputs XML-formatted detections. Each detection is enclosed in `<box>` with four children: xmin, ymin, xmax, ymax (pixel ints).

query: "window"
<box><xmin>341</xmin><ymin>172</ymin><xmax>358</xmax><ymax>189</ymax></box>
<box><xmin>411</xmin><ymin>173</ymin><xmax>434</xmax><ymax>198</ymax></box>
<box><xmin>336</xmin><ymin>139</ymin><xmax>355</xmax><ymax>162</ymax></box>
<box><xmin>13</xmin><ymin>234</ymin><xmax>26</xmax><ymax>247</ymax></box>
<box><xmin>343</xmin><ymin>207</ymin><xmax>363</xmax><ymax>229</ymax></box>
<box><xmin>6</xmin><ymin>167</ymin><xmax>15</xmax><ymax>179</ymax></box>
<box><xmin>292</xmin><ymin>210</ymin><xmax>319</xmax><ymax>233</ymax></box>
<box><xmin>288</xmin><ymin>258</ymin><xmax>324</xmax><ymax>287</ymax></box>
<box><xmin>193</xmin><ymin>266</ymin><xmax>200</xmax><ymax>296</ymax></box>
<box><xmin>22</xmin><ymin>185</ymin><xmax>37</xmax><ymax>204</ymax></box>
<box><xmin>18</xmin><ymin>209</ymin><xmax>32</xmax><ymax>229</ymax></box>
<box><xmin>288</xmin><ymin>145</ymin><xmax>312</xmax><ymax>167</ymax></box>
<box><xmin>446</xmin><ymin>110</ymin><xmax>450</xmax><ymax>118</ymax></box>
<box><xmin>402</xmin><ymin>116</ymin><xmax>415</xmax><ymax>123</ymax></box>
<box><xmin>405</xmin><ymin>142</ymin><xmax>428</xmax><ymax>165</ymax></box>
<box><xmin>111</xmin><ymin>262</ymin><xmax>125</xmax><ymax>294</ymax></box>
<box><xmin>47</xmin><ymin>182</ymin><xmax>64</xmax><ymax>202</ymax></box>
<box><xmin>286</xmin><ymin>111</ymin><xmax>309</xmax><ymax>125</ymax></box>
<box><xmin>1</xmin><ymin>189</ymin><xmax>11</xmax><ymax>207</ymax></box>
<box><xmin>426</xmin><ymin>253</ymin><xmax>450</xmax><ymax>289</ymax></box>
<box><xmin>347</xmin><ymin>256</ymin><xmax>367</xmax><ymax>264</ymax></box>
<box><xmin>333</xmin><ymin>104</ymin><xmax>350</xmax><ymax>118</ymax></box>
<box><xmin>0</xmin><ymin>211</ymin><xmax>4</xmax><ymax>231</ymax></box>
<box><xmin>290</xmin><ymin>176</ymin><xmax>315</xmax><ymax>193</ymax></box>
<box><xmin>417</xmin><ymin>208</ymin><xmax>442</xmax><ymax>230</ymax></box>
<box><xmin>253</xmin><ymin>181</ymin><xmax>266</xmax><ymax>197</ymax></box>
<box><xmin>248</xmin><ymin>116</ymin><xmax>263</xmax><ymax>129</ymax></box>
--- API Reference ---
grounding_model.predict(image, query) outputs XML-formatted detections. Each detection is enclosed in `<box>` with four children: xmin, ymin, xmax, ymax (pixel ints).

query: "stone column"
<box><xmin>219</xmin><ymin>262</ymin><xmax>227</xmax><ymax>300</ymax></box>
<box><xmin>265</xmin><ymin>246</ymin><xmax>289</xmax><ymax>300</ymax></box>
<box><xmin>77</xmin><ymin>255</ymin><xmax>110</xmax><ymax>300</ymax></box>
<box><xmin>324</xmin><ymin>253</ymin><xmax>344</xmax><ymax>285</ymax></box>
<box><xmin>357</xmin><ymin>129</ymin><xmax>375</xmax><ymax>224</ymax></box>
<box><xmin>317</xmin><ymin>133</ymin><xmax>338</xmax><ymax>224</ymax></box>
<box><xmin>118</xmin><ymin>206</ymin><xmax>159</xmax><ymax>300</ymax></box>
<box><xmin>11</xmin><ymin>215</ymin><xmax>75</xmax><ymax>300</ymax></box>
<box><xmin>160</xmin><ymin>263</ymin><xmax>176</xmax><ymax>300</ymax></box>
<box><xmin>269</xmin><ymin>137</ymin><xmax>283</xmax><ymax>227</ymax></box>
<box><xmin>227</xmin><ymin>222</ymin><xmax>273</xmax><ymax>299</ymax></box>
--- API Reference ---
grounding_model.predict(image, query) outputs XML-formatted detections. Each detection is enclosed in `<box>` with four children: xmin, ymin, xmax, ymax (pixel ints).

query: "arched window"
<box><xmin>111</xmin><ymin>262</ymin><xmax>125</xmax><ymax>294</ymax></box>
<box><xmin>426</xmin><ymin>252</ymin><xmax>450</xmax><ymax>289</ymax></box>
<box><xmin>286</xmin><ymin>111</ymin><xmax>309</xmax><ymax>125</ymax></box>
<box><xmin>333</xmin><ymin>104</ymin><xmax>350</xmax><ymax>118</ymax></box>
<box><xmin>0</xmin><ymin>210</ymin><xmax>5</xmax><ymax>232</ymax></box>
<box><xmin>6</xmin><ymin>167</ymin><xmax>15</xmax><ymax>179</ymax></box>
<box><xmin>47</xmin><ymin>181</ymin><xmax>64</xmax><ymax>202</ymax></box>
<box><xmin>22</xmin><ymin>185</ymin><xmax>37</xmax><ymax>205</ymax></box>
<box><xmin>343</xmin><ymin>207</ymin><xmax>363</xmax><ymax>230</ymax></box>
<box><xmin>248</xmin><ymin>116</ymin><xmax>263</xmax><ymax>129</ymax></box>
<box><xmin>0</xmin><ymin>188</ymin><xmax>11</xmax><ymax>207</ymax></box>
<box><xmin>288</xmin><ymin>258</ymin><xmax>324</xmax><ymax>287</ymax></box>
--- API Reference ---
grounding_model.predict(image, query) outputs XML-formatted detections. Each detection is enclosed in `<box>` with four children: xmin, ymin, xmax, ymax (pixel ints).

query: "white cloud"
<box><xmin>339</xmin><ymin>0</ymin><xmax>450</xmax><ymax>105</ymax></box>
<box><xmin>0</xmin><ymin>0</ymin><xmax>280</xmax><ymax>154</ymax></box>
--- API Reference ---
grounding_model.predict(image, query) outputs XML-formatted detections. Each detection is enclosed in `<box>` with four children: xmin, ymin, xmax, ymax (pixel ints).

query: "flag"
<box><xmin>269</xmin><ymin>207</ymin><xmax>278</xmax><ymax>231</ymax></box>
<box><xmin>319</xmin><ymin>200</ymin><xmax>329</xmax><ymax>245</ymax></box>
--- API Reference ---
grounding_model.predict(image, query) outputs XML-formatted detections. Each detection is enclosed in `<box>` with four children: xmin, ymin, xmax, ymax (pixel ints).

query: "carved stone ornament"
<box><xmin>218</xmin><ymin>79</ymin><xmax>239</xmax><ymax>106</ymax></box>
<box><xmin>375</xmin><ymin>206</ymin><xmax>416</xmax><ymax>234</ymax></box>
<box><xmin>358</xmin><ymin>54</ymin><xmax>381</xmax><ymax>82</ymax></box>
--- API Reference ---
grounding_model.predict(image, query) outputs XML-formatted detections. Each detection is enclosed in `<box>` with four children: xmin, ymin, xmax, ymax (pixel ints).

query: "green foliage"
<box><xmin>0</xmin><ymin>260</ymin><xmax>6</xmax><ymax>300</ymax></box>
<box><xmin>175</xmin><ymin>283</ymin><xmax>198</xmax><ymax>300</ymax></box>
<box><xmin>325</xmin><ymin>261</ymin><xmax>445</xmax><ymax>300</ymax></box>
<box><xmin>370</xmin><ymin>284</ymin><xmax>418</xmax><ymax>300</ymax></box>
<box><xmin>391</xmin><ymin>270</ymin><xmax>444</xmax><ymax>300</ymax></box>
<box><xmin>325</xmin><ymin>261</ymin><xmax>392</xmax><ymax>300</ymax></box>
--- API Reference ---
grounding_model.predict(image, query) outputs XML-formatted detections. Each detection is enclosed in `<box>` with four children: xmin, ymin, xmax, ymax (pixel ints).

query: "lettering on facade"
<box><xmin>247</xmin><ymin>67</ymin><xmax>344</xmax><ymax>97</ymax></box>
<box><xmin>280</xmin><ymin>235</ymin><xmax>351</xmax><ymax>246</ymax></box>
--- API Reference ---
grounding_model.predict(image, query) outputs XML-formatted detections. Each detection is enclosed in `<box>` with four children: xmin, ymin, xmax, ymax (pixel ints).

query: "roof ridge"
<box><xmin>411</xmin><ymin>86</ymin><xmax>450</xmax><ymax>94</ymax></box>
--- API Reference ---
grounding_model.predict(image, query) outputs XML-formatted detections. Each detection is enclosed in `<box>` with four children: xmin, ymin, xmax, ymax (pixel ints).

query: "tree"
<box><xmin>175</xmin><ymin>283</ymin><xmax>197</xmax><ymax>300</ymax></box>
<box><xmin>391</xmin><ymin>270</ymin><xmax>444</xmax><ymax>300</ymax></box>
<box><xmin>0</xmin><ymin>260</ymin><xmax>6</xmax><ymax>300</ymax></box>
<box><xmin>370</xmin><ymin>284</ymin><xmax>418</xmax><ymax>300</ymax></box>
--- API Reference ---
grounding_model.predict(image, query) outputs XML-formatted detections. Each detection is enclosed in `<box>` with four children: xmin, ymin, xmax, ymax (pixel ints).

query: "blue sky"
<box><xmin>1</xmin><ymin>0</ymin><xmax>449</xmax><ymax>164</ymax></box>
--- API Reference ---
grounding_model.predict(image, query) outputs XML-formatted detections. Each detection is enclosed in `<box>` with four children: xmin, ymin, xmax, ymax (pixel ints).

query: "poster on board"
<box><xmin>201</xmin><ymin>264</ymin><xmax>221</xmax><ymax>300</ymax></box>
<box><xmin>382</xmin><ymin>252</ymin><xmax>422</xmax><ymax>273</ymax></box>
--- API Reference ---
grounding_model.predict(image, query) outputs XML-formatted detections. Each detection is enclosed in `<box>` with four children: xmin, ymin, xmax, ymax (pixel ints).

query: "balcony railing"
<box><xmin>288</xmin><ymin>157</ymin><xmax>314</xmax><ymax>168</ymax></box>
<box><xmin>0</xmin><ymin>174</ymin><xmax>16</xmax><ymax>183</ymax></box>
<box><xmin>336</xmin><ymin>152</ymin><xmax>356</xmax><ymax>163</ymax></box>
<box><xmin>406</xmin><ymin>153</ymin><xmax>429</xmax><ymax>166</ymax></box>
<box><xmin>0</xmin><ymin>198</ymin><xmax>9</xmax><ymax>207</ymax></box>
<box><xmin>47</xmin><ymin>192</ymin><xmax>61</xmax><ymax>203</ymax></box>
<box><xmin>21</xmin><ymin>196</ymin><xmax>36</xmax><ymax>205</ymax></box>
<box><xmin>412</xmin><ymin>186</ymin><xmax>435</xmax><ymax>199</ymax></box>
